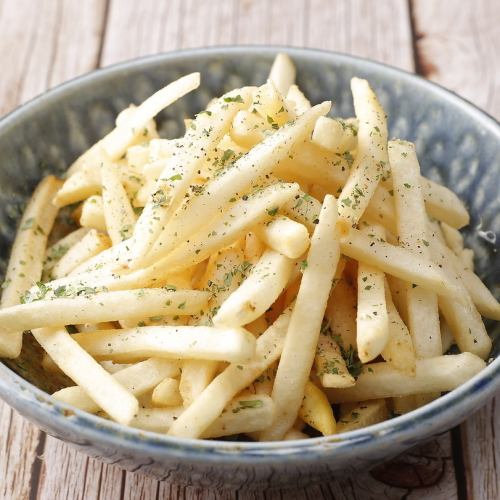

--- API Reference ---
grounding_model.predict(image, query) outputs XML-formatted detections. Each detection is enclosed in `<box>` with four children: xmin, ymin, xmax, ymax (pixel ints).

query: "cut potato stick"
<box><xmin>80</xmin><ymin>195</ymin><xmax>106</xmax><ymax>231</ymax></box>
<box><xmin>52</xmin><ymin>229</ymin><xmax>111</xmax><ymax>279</ymax></box>
<box><xmin>101</xmin><ymin>161</ymin><xmax>137</xmax><ymax>244</ymax></box>
<box><xmin>441</xmin><ymin>222</ymin><xmax>464</xmax><ymax>255</ymax></box>
<box><xmin>421</xmin><ymin>177</ymin><xmax>469</xmax><ymax>229</ymax></box>
<box><xmin>327</xmin><ymin>353</ymin><xmax>486</xmax><ymax>403</ymax></box>
<box><xmin>53</xmin><ymin>358</ymin><xmax>180</xmax><ymax>413</ymax></box>
<box><xmin>381</xmin><ymin>281</ymin><xmax>416</xmax><ymax>375</ymax></box>
<box><xmin>356</xmin><ymin>225</ymin><xmax>389</xmax><ymax>363</ymax></box>
<box><xmin>0</xmin><ymin>288</ymin><xmax>209</xmax><ymax>334</ymax></box>
<box><xmin>339</xmin><ymin>227</ymin><xmax>461</xmax><ymax>300</ymax></box>
<box><xmin>152</xmin><ymin>377</ymin><xmax>182</xmax><ymax>407</ymax></box>
<box><xmin>254</xmin><ymin>217</ymin><xmax>310</xmax><ymax>259</ymax></box>
<box><xmin>440</xmin><ymin>243</ymin><xmax>500</xmax><ymax>320</ymax></box>
<box><xmin>252</xmin><ymin>81</ymin><xmax>294</xmax><ymax>126</ymax></box>
<box><xmin>72</xmin><ymin>325</ymin><xmax>256</xmax><ymax>363</ymax></box>
<box><xmin>213</xmin><ymin>249</ymin><xmax>293</xmax><ymax>327</ymax></box>
<box><xmin>337</xmin><ymin>399</ymin><xmax>388</xmax><ymax>433</ymax></box>
<box><xmin>269</xmin><ymin>53</ymin><xmax>296</xmax><ymax>96</ymax></box>
<box><xmin>202</xmin><ymin>394</ymin><xmax>275</xmax><ymax>439</ymax></box>
<box><xmin>284</xmin><ymin>190</ymin><xmax>322</xmax><ymax>232</ymax></box>
<box><xmin>337</xmin><ymin>78</ymin><xmax>389</xmax><ymax>224</ymax></box>
<box><xmin>154</xmin><ymin>182</ymin><xmax>300</xmax><ymax>273</ymax></box>
<box><xmin>102</xmin><ymin>73</ymin><xmax>200</xmax><ymax>160</ymax></box>
<box><xmin>131</xmin><ymin>89</ymin><xmax>251</xmax><ymax>262</ymax></box>
<box><xmin>298</xmin><ymin>381</ymin><xmax>336</xmax><ymax>436</ymax></box>
<box><xmin>147</xmin><ymin>102</ymin><xmax>330</xmax><ymax>263</ymax></box>
<box><xmin>312</xmin><ymin>116</ymin><xmax>358</xmax><ymax>154</ymax></box>
<box><xmin>427</xmin><ymin>225</ymin><xmax>492</xmax><ymax>358</ymax></box>
<box><xmin>315</xmin><ymin>327</ymin><xmax>355</xmax><ymax>388</ymax></box>
<box><xmin>167</xmin><ymin>307</ymin><xmax>292</xmax><ymax>438</ymax></box>
<box><xmin>286</xmin><ymin>85</ymin><xmax>311</xmax><ymax>115</ymax></box>
<box><xmin>231</xmin><ymin>110</ymin><xmax>269</xmax><ymax>148</ymax></box>
<box><xmin>0</xmin><ymin>176</ymin><xmax>62</xmax><ymax>358</ymax></box>
<box><xmin>43</xmin><ymin>227</ymin><xmax>90</xmax><ymax>279</ymax></box>
<box><xmin>261</xmin><ymin>195</ymin><xmax>340</xmax><ymax>440</ymax></box>
<box><xmin>324</xmin><ymin>278</ymin><xmax>357</xmax><ymax>351</ymax></box>
<box><xmin>389</xmin><ymin>140</ymin><xmax>442</xmax><ymax>358</ymax></box>
<box><xmin>33</xmin><ymin>327</ymin><xmax>138</xmax><ymax>424</ymax></box>
<box><xmin>244</xmin><ymin>231</ymin><xmax>265</xmax><ymax>264</ymax></box>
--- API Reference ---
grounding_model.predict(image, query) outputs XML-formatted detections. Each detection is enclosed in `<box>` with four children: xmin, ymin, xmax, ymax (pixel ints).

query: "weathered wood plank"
<box><xmin>307</xmin><ymin>0</ymin><xmax>415</xmax><ymax>71</ymax></box>
<box><xmin>0</xmin><ymin>1</ymin><xmax>107</xmax><ymax>500</ymax></box>
<box><xmin>413</xmin><ymin>2</ymin><xmax>500</xmax><ymax>499</ymax></box>
<box><xmin>412</xmin><ymin>0</ymin><xmax>500</xmax><ymax>117</ymax></box>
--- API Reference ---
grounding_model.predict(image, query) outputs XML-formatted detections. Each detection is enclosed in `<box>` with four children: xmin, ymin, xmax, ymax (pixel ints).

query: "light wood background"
<box><xmin>0</xmin><ymin>1</ymin><xmax>498</xmax><ymax>499</ymax></box>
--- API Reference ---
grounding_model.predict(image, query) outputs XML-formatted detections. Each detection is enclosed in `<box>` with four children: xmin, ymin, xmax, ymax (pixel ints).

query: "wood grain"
<box><xmin>0</xmin><ymin>0</ymin><xmax>497</xmax><ymax>499</ymax></box>
<box><xmin>412</xmin><ymin>0</ymin><xmax>500</xmax><ymax>117</ymax></box>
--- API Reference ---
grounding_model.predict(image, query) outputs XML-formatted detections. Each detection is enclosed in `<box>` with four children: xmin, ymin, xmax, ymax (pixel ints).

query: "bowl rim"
<box><xmin>0</xmin><ymin>45</ymin><xmax>498</xmax><ymax>464</ymax></box>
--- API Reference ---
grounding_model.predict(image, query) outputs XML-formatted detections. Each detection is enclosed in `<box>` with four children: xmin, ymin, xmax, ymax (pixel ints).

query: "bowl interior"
<box><xmin>0</xmin><ymin>47</ymin><xmax>498</xmax><ymax>398</ymax></box>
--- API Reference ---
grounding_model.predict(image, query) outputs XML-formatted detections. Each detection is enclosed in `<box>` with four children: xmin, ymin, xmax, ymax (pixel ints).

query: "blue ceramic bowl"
<box><xmin>0</xmin><ymin>47</ymin><xmax>498</xmax><ymax>490</ymax></box>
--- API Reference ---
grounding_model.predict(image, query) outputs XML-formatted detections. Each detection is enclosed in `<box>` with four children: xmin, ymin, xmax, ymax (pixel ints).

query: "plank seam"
<box><xmin>451</xmin><ymin>426</ymin><xmax>468</xmax><ymax>500</ymax></box>
<box><xmin>407</xmin><ymin>0</ymin><xmax>425</xmax><ymax>76</ymax></box>
<box><xmin>28</xmin><ymin>431</ymin><xmax>46</xmax><ymax>500</ymax></box>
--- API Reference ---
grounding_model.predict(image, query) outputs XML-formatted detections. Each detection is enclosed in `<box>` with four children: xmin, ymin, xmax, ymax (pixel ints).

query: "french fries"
<box><xmin>0</xmin><ymin>53</ymin><xmax>494</xmax><ymax>441</ymax></box>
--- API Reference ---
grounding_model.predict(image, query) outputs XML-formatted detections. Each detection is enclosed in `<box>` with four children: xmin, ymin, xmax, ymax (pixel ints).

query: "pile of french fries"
<box><xmin>1</xmin><ymin>54</ymin><xmax>498</xmax><ymax>441</ymax></box>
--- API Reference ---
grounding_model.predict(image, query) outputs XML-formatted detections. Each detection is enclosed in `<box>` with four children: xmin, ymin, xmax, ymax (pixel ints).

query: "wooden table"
<box><xmin>0</xmin><ymin>1</ymin><xmax>498</xmax><ymax>498</ymax></box>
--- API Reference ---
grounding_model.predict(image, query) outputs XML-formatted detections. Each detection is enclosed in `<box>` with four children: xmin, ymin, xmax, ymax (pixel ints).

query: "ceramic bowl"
<box><xmin>0</xmin><ymin>46</ymin><xmax>498</xmax><ymax>490</ymax></box>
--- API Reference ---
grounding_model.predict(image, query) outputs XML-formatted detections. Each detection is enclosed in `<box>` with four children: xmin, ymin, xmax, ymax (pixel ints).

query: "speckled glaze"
<box><xmin>0</xmin><ymin>47</ymin><xmax>498</xmax><ymax>490</ymax></box>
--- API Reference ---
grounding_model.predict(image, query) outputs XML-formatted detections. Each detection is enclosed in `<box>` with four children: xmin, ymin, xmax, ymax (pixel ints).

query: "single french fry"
<box><xmin>441</xmin><ymin>222</ymin><xmax>464</xmax><ymax>255</ymax></box>
<box><xmin>72</xmin><ymin>325</ymin><xmax>256</xmax><ymax>363</ymax></box>
<box><xmin>0</xmin><ymin>176</ymin><xmax>62</xmax><ymax>358</ymax></box>
<box><xmin>298</xmin><ymin>381</ymin><xmax>336</xmax><ymax>436</ymax></box>
<box><xmin>231</xmin><ymin>110</ymin><xmax>269</xmax><ymax>148</ymax></box>
<box><xmin>339</xmin><ymin>227</ymin><xmax>461</xmax><ymax>300</ymax></box>
<box><xmin>244</xmin><ymin>231</ymin><xmax>265</xmax><ymax>264</ymax></box>
<box><xmin>269</xmin><ymin>53</ymin><xmax>296</xmax><ymax>96</ymax></box>
<box><xmin>312</xmin><ymin>116</ymin><xmax>358</xmax><ymax>154</ymax></box>
<box><xmin>283</xmin><ymin>428</ymin><xmax>309</xmax><ymax>440</ymax></box>
<box><xmin>254</xmin><ymin>217</ymin><xmax>310</xmax><ymax>259</ymax></box>
<box><xmin>315</xmin><ymin>320</ymin><xmax>355</xmax><ymax>388</ymax></box>
<box><xmin>261</xmin><ymin>195</ymin><xmax>340</xmax><ymax>440</ymax></box>
<box><xmin>146</xmin><ymin>102</ymin><xmax>331</xmax><ymax>263</ymax></box>
<box><xmin>52</xmin><ymin>358</ymin><xmax>180</xmax><ymax>413</ymax></box>
<box><xmin>252</xmin><ymin>80</ymin><xmax>295</xmax><ymax>126</ymax></box>
<box><xmin>52</xmin><ymin>229</ymin><xmax>111</xmax><ymax>279</ymax></box>
<box><xmin>389</xmin><ymin>140</ymin><xmax>442</xmax><ymax>357</ymax></box>
<box><xmin>427</xmin><ymin>224</ymin><xmax>492</xmax><ymax>358</ymax></box>
<box><xmin>286</xmin><ymin>85</ymin><xmax>311</xmax><ymax>115</ymax></box>
<box><xmin>381</xmin><ymin>280</ymin><xmax>416</xmax><ymax>376</ymax></box>
<box><xmin>336</xmin><ymin>399</ymin><xmax>388</xmax><ymax>432</ymax></box>
<box><xmin>33</xmin><ymin>327</ymin><xmax>138</xmax><ymax>424</ymax></box>
<box><xmin>102</xmin><ymin>73</ymin><xmax>200</xmax><ymax>160</ymax></box>
<box><xmin>213</xmin><ymin>249</ymin><xmax>293</xmax><ymax>327</ymax></box>
<box><xmin>356</xmin><ymin>224</ymin><xmax>389</xmax><ymax>362</ymax></box>
<box><xmin>43</xmin><ymin>227</ymin><xmax>90</xmax><ymax>279</ymax></box>
<box><xmin>337</xmin><ymin>78</ymin><xmax>389</xmax><ymax>224</ymax></box>
<box><xmin>167</xmin><ymin>307</ymin><xmax>292</xmax><ymax>438</ymax></box>
<box><xmin>324</xmin><ymin>278</ymin><xmax>357</xmax><ymax>351</ymax></box>
<box><xmin>0</xmin><ymin>288</ymin><xmax>209</xmax><ymax>334</ymax></box>
<box><xmin>421</xmin><ymin>177</ymin><xmax>469</xmax><ymax>229</ymax></box>
<box><xmin>326</xmin><ymin>353</ymin><xmax>486</xmax><ymax>403</ymax></box>
<box><xmin>152</xmin><ymin>377</ymin><xmax>182</xmax><ymax>407</ymax></box>
<box><xmin>386</xmin><ymin>275</ymin><xmax>408</xmax><ymax>325</ymax></box>
<box><xmin>79</xmin><ymin>195</ymin><xmax>106</xmax><ymax>231</ymax></box>
<box><xmin>284</xmin><ymin>190</ymin><xmax>322</xmax><ymax>232</ymax></box>
<box><xmin>101</xmin><ymin>161</ymin><xmax>137</xmax><ymax>245</ymax></box>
